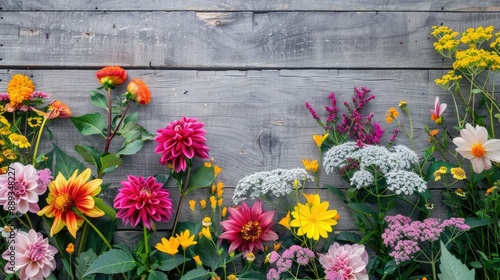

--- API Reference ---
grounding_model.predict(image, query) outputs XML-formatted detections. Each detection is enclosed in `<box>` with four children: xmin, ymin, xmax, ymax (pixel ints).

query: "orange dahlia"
<box><xmin>38</xmin><ymin>169</ymin><xmax>105</xmax><ymax>238</ymax></box>
<box><xmin>126</xmin><ymin>78</ymin><xmax>151</xmax><ymax>105</ymax></box>
<box><xmin>96</xmin><ymin>66</ymin><xmax>128</xmax><ymax>89</ymax></box>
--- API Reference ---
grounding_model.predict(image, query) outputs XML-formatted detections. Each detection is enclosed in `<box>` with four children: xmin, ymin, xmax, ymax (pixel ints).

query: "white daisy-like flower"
<box><xmin>453</xmin><ymin>123</ymin><xmax>500</xmax><ymax>173</ymax></box>
<box><xmin>233</xmin><ymin>168</ymin><xmax>312</xmax><ymax>204</ymax></box>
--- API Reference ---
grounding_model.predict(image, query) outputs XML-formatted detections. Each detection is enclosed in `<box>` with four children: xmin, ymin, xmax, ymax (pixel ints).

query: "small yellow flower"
<box><xmin>313</xmin><ymin>133</ymin><xmax>328</xmax><ymax>147</ymax></box>
<box><xmin>425</xmin><ymin>203</ymin><xmax>434</xmax><ymax>210</ymax></box>
<box><xmin>201</xmin><ymin>227</ymin><xmax>212</xmax><ymax>239</ymax></box>
<box><xmin>434</xmin><ymin>166</ymin><xmax>447</xmax><ymax>181</ymax></box>
<box><xmin>202</xmin><ymin>217</ymin><xmax>212</xmax><ymax>227</ymax></box>
<box><xmin>450</xmin><ymin>167</ymin><xmax>466</xmax><ymax>180</ymax></box>
<box><xmin>216</xmin><ymin>181</ymin><xmax>225</xmax><ymax>197</ymax></box>
<box><xmin>2</xmin><ymin>149</ymin><xmax>16</xmax><ymax>160</ymax></box>
<box><xmin>65</xmin><ymin>243</ymin><xmax>75</xmax><ymax>254</ymax></box>
<box><xmin>278</xmin><ymin>211</ymin><xmax>291</xmax><ymax>229</ymax></box>
<box><xmin>398</xmin><ymin>100</ymin><xmax>407</xmax><ymax>108</ymax></box>
<box><xmin>200</xmin><ymin>199</ymin><xmax>207</xmax><ymax>209</ymax></box>
<box><xmin>176</xmin><ymin>229</ymin><xmax>197</xmax><ymax>250</ymax></box>
<box><xmin>245</xmin><ymin>252</ymin><xmax>255</xmax><ymax>262</ymax></box>
<box><xmin>273</xmin><ymin>242</ymin><xmax>281</xmax><ymax>251</ymax></box>
<box><xmin>193</xmin><ymin>255</ymin><xmax>203</xmax><ymax>266</ymax></box>
<box><xmin>155</xmin><ymin>236</ymin><xmax>179</xmax><ymax>256</ymax></box>
<box><xmin>217</xmin><ymin>198</ymin><xmax>223</xmax><ymax>207</ymax></box>
<box><xmin>385</xmin><ymin>107</ymin><xmax>399</xmax><ymax>124</ymax></box>
<box><xmin>221</xmin><ymin>206</ymin><xmax>227</xmax><ymax>217</ymax></box>
<box><xmin>227</xmin><ymin>275</ymin><xmax>238</xmax><ymax>280</ymax></box>
<box><xmin>214</xmin><ymin>165</ymin><xmax>222</xmax><ymax>177</ymax></box>
<box><xmin>8</xmin><ymin>133</ymin><xmax>31</xmax><ymax>148</ymax></box>
<box><xmin>189</xmin><ymin>200</ymin><xmax>196</xmax><ymax>212</ymax></box>
<box><xmin>302</xmin><ymin>158</ymin><xmax>319</xmax><ymax>173</ymax></box>
<box><xmin>486</xmin><ymin>186</ymin><xmax>497</xmax><ymax>196</ymax></box>
<box><xmin>455</xmin><ymin>188</ymin><xmax>466</xmax><ymax>197</ymax></box>
<box><xmin>27</xmin><ymin>117</ymin><xmax>43</xmax><ymax>128</ymax></box>
<box><xmin>210</xmin><ymin>196</ymin><xmax>217</xmax><ymax>210</ymax></box>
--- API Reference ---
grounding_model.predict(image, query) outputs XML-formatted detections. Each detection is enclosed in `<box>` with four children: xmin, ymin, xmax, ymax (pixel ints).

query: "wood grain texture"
<box><xmin>1</xmin><ymin>0</ymin><xmax>499</xmax><ymax>12</ymax></box>
<box><xmin>1</xmin><ymin>11</ymin><xmax>499</xmax><ymax>68</ymax></box>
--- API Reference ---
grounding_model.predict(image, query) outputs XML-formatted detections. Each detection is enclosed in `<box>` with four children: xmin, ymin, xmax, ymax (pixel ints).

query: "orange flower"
<box><xmin>7</xmin><ymin>74</ymin><xmax>35</xmax><ymax>108</ymax></box>
<box><xmin>66</xmin><ymin>243</ymin><xmax>75</xmax><ymax>254</ymax></box>
<box><xmin>45</xmin><ymin>100</ymin><xmax>72</xmax><ymax>119</ymax></box>
<box><xmin>96</xmin><ymin>66</ymin><xmax>127</xmax><ymax>89</ymax></box>
<box><xmin>38</xmin><ymin>169</ymin><xmax>105</xmax><ymax>238</ymax></box>
<box><xmin>126</xmin><ymin>78</ymin><xmax>151</xmax><ymax>105</ymax></box>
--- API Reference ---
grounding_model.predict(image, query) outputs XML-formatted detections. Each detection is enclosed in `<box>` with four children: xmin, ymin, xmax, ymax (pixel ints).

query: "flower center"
<box><xmin>140</xmin><ymin>187</ymin><xmax>151</xmax><ymax>197</ymax></box>
<box><xmin>471</xmin><ymin>143</ymin><xmax>485</xmax><ymax>157</ymax></box>
<box><xmin>14</xmin><ymin>181</ymin><xmax>27</xmax><ymax>196</ymax></box>
<box><xmin>240</xmin><ymin>221</ymin><xmax>262</xmax><ymax>241</ymax></box>
<box><xmin>29</xmin><ymin>243</ymin><xmax>45</xmax><ymax>262</ymax></box>
<box><xmin>54</xmin><ymin>193</ymin><xmax>72</xmax><ymax>212</ymax></box>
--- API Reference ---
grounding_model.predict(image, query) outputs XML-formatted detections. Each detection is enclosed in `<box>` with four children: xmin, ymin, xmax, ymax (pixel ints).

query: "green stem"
<box><xmin>143</xmin><ymin>224</ymin><xmax>149</xmax><ymax>267</ymax></box>
<box><xmin>77</xmin><ymin>222</ymin><xmax>89</xmax><ymax>257</ymax></box>
<box><xmin>77</xmin><ymin>212</ymin><xmax>112</xmax><ymax>250</ymax></box>
<box><xmin>104</xmin><ymin>88</ymin><xmax>113</xmax><ymax>153</ymax></box>
<box><xmin>32</xmin><ymin>117</ymin><xmax>49</xmax><ymax>166</ymax></box>
<box><xmin>171</xmin><ymin>166</ymin><xmax>192</xmax><ymax>235</ymax></box>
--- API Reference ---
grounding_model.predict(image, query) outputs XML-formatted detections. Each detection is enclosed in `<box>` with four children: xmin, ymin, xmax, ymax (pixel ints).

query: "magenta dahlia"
<box><xmin>114</xmin><ymin>175</ymin><xmax>173</xmax><ymax>229</ymax></box>
<box><xmin>154</xmin><ymin>117</ymin><xmax>210</xmax><ymax>173</ymax></box>
<box><xmin>2</xmin><ymin>229</ymin><xmax>57</xmax><ymax>280</ymax></box>
<box><xmin>219</xmin><ymin>200</ymin><xmax>278</xmax><ymax>254</ymax></box>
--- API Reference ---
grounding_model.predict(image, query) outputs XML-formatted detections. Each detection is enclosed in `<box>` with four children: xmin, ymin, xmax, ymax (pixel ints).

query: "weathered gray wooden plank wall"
<box><xmin>1</xmin><ymin>1</ymin><xmax>500</xmax><ymax>243</ymax></box>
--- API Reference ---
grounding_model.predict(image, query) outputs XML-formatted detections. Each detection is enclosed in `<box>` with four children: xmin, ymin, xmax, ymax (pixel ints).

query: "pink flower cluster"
<box><xmin>382</xmin><ymin>214</ymin><xmax>470</xmax><ymax>264</ymax></box>
<box><xmin>266</xmin><ymin>245</ymin><xmax>315</xmax><ymax>280</ymax></box>
<box><xmin>306</xmin><ymin>87</ymin><xmax>384</xmax><ymax>147</ymax></box>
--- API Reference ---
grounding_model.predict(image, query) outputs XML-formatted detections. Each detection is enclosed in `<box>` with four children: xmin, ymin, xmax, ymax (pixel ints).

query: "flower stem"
<box><xmin>171</xmin><ymin>167</ymin><xmax>192</xmax><ymax>235</ymax></box>
<box><xmin>32</xmin><ymin>117</ymin><xmax>49</xmax><ymax>166</ymax></box>
<box><xmin>77</xmin><ymin>222</ymin><xmax>89</xmax><ymax>257</ymax></box>
<box><xmin>77</xmin><ymin>213</ymin><xmax>112</xmax><ymax>250</ymax></box>
<box><xmin>143</xmin><ymin>224</ymin><xmax>149</xmax><ymax>268</ymax></box>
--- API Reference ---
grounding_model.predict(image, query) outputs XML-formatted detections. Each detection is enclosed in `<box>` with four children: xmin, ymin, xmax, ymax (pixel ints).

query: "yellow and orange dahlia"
<box><xmin>96</xmin><ymin>66</ymin><xmax>127</xmax><ymax>89</ymax></box>
<box><xmin>38</xmin><ymin>168</ymin><xmax>105</xmax><ymax>238</ymax></box>
<box><xmin>126</xmin><ymin>78</ymin><xmax>151</xmax><ymax>105</ymax></box>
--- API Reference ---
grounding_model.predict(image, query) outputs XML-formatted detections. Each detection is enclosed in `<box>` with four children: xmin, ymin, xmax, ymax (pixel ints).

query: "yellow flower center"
<box><xmin>471</xmin><ymin>143</ymin><xmax>485</xmax><ymax>157</ymax></box>
<box><xmin>240</xmin><ymin>221</ymin><xmax>262</xmax><ymax>242</ymax></box>
<box><xmin>54</xmin><ymin>193</ymin><xmax>72</xmax><ymax>212</ymax></box>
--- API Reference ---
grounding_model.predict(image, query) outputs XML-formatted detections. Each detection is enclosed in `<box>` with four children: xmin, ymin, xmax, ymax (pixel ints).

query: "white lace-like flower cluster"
<box><xmin>324</xmin><ymin>142</ymin><xmax>426</xmax><ymax>195</ymax></box>
<box><xmin>233</xmin><ymin>168</ymin><xmax>312</xmax><ymax>204</ymax></box>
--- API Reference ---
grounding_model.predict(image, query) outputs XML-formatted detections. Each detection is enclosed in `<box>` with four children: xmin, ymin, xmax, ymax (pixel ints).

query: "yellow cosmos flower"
<box><xmin>450</xmin><ymin>167</ymin><xmax>466</xmax><ymax>180</ymax></box>
<box><xmin>155</xmin><ymin>236</ymin><xmax>179</xmax><ymax>256</ymax></box>
<box><xmin>302</xmin><ymin>158</ymin><xmax>319</xmax><ymax>173</ymax></box>
<box><xmin>201</xmin><ymin>227</ymin><xmax>212</xmax><ymax>239</ymax></box>
<box><xmin>8</xmin><ymin>133</ymin><xmax>31</xmax><ymax>148</ymax></box>
<box><xmin>290</xmin><ymin>194</ymin><xmax>338</xmax><ymax>240</ymax></box>
<box><xmin>176</xmin><ymin>229</ymin><xmax>197</xmax><ymax>250</ymax></box>
<box><xmin>37</xmin><ymin>169</ymin><xmax>104</xmax><ymax>238</ymax></box>
<box><xmin>7</xmin><ymin>74</ymin><xmax>35</xmax><ymax>108</ymax></box>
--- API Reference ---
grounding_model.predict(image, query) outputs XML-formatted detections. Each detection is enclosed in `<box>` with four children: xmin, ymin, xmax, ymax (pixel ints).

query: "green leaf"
<box><xmin>90</xmin><ymin>91</ymin><xmax>108</xmax><ymax>110</ymax></box>
<box><xmin>75</xmin><ymin>249</ymin><xmax>98</xmax><ymax>280</ymax></box>
<box><xmin>325</xmin><ymin>184</ymin><xmax>347</xmax><ymax>201</ymax></box>
<box><xmin>237</xmin><ymin>271</ymin><xmax>266</xmax><ymax>280</ymax></box>
<box><xmin>116</xmin><ymin>140</ymin><xmax>144</xmax><ymax>156</ymax></box>
<box><xmin>71</xmin><ymin>113</ymin><xmax>106</xmax><ymax>137</ymax></box>
<box><xmin>188</xmin><ymin>165</ymin><xmax>215</xmax><ymax>191</ymax></box>
<box><xmin>424</xmin><ymin>160</ymin><xmax>457</xmax><ymax>181</ymax></box>
<box><xmin>75</xmin><ymin>144</ymin><xmax>101</xmax><ymax>167</ymax></box>
<box><xmin>84</xmin><ymin>217</ymin><xmax>116</xmax><ymax>254</ymax></box>
<box><xmin>99</xmin><ymin>153</ymin><xmax>122</xmax><ymax>176</ymax></box>
<box><xmin>53</xmin><ymin>144</ymin><xmax>87</xmax><ymax>178</ymax></box>
<box><xmin>118</xmin><ymin>122</ymin><xmax>154</xmax><ymax>143</ymax></box>
<box><xmin>334</xmin><ymin>231</ymin><xmax>361</xmax><ymax>244</ymax></box>
<box><xmin>348</xmin><ymin>202</ymin><xmax>378</xmax><ymax>220</ymax></box>
<box><xmin>195</xmin><ymin>235</ymin><xmax>220</xmax><ymax>270</ymax></box>
<box><xmin>83</xmin><ymin>248</ymin><xmax>137</xmax><ymax>276</ymax></box>
<box><xmin>148</xmin><ymin>271</ymin><xmax>169</xmax><ymax>280</ymax></box>
<box><xmin>152</xmin><ymin>252</ymin><xmax>187</xmax><ymax>272</ymax></box>
<box><xmin>94</xmin><ymin>197</ymin><xmax>117</xmax><ymax>220</ymax></box>
<box><xmin>438</xmin><ymin>241</ymin><xmax>475</xmax><ymax>280</ymax></box>
<box><xmin>179</xmin><ymin>268</ymin><xmax>214</xmax><ymax>280</ymax></box>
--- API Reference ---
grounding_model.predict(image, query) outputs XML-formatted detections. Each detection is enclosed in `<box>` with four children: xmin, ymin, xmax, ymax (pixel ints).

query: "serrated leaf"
<box><xmin>83</xmin><ymin>249</ymin><xmax>137</xmax><ymax>276</ymax></box>
<box><xmin>438</xmin><ymin>241</ymin><xmax>475</xmax><ymax>280</ymax></box>
<box><xmin>90</xmin><ymin>91</ymin><xmax>108</xmax><ymax>110</ymax></box>
<box><xmin>179</xmin><ymin>268</ymin><xmax>214</xmax><ymax>280</ymax></box>
<box><xmin>116</xmin><ymin>140</ymin><xmax>144</xmax><ymax>156</ymax></box>
<box><xmin>71</xmin><ymin>113</ymin><xmax>106</xmax><ymax>137</ymax></box>
<box><xmin>53</xmin><ymin>144</ymin><xmax>87</xmax><ymax>178</ymax></box>
<box><xmin>118</xmin><ymin>122</ymin><xmax>153</xmax><ymax>143</ymax></box>
<box><xmin>75</xmin><ymin>249</ymin><xmax>98</xmax><ymax>280</ymax></box>
<box><xmin>94</xmin><ymin>197</ymin><xmax>116</xmax><ymax>220</ymax></box>
<box><xmin>75</xmin><ymin>144</ymin><xmax>101</xmax><ymax>167</ymax></box>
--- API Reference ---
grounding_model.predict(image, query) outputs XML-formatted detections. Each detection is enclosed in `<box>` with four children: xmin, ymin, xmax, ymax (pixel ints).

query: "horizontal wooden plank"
<box><xmin>1</xmin><ymin>11</ymin><xmax>499</xmax><ymax>68</ymax></box>
<box><xmin>1</xmin><ymin>0</ymin><xmax>499</xmax><ymax>12</ymax></box>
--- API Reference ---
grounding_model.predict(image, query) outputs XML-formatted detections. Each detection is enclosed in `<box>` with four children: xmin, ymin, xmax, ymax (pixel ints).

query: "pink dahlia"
<box><xmin>114</xmin><ymin>175</ymin><xmax>173</xmax><ymax>229</ymax></box>
<box><xmin>219</xmin><ymin>200</ymin><xmax>278</xmax><ymax>254</ymax></box>
<box><xmin>319</xmin><ymin>242</ymin><xmax>369</xmax><ymax>280</ymax></box>
<box><xmin>154</xmin><ymin>117</ymin><xmax>210</xmax><ymax>172</ymax></box>
<box><xmin>0</xmin><ymin>162</ymin><xmax>47</xmax><ymax>214</ymax></box>
<box><xmin>2</xmin><ymin>229</ymin><xmax>57</xmax><ymax>280</ymax></box>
